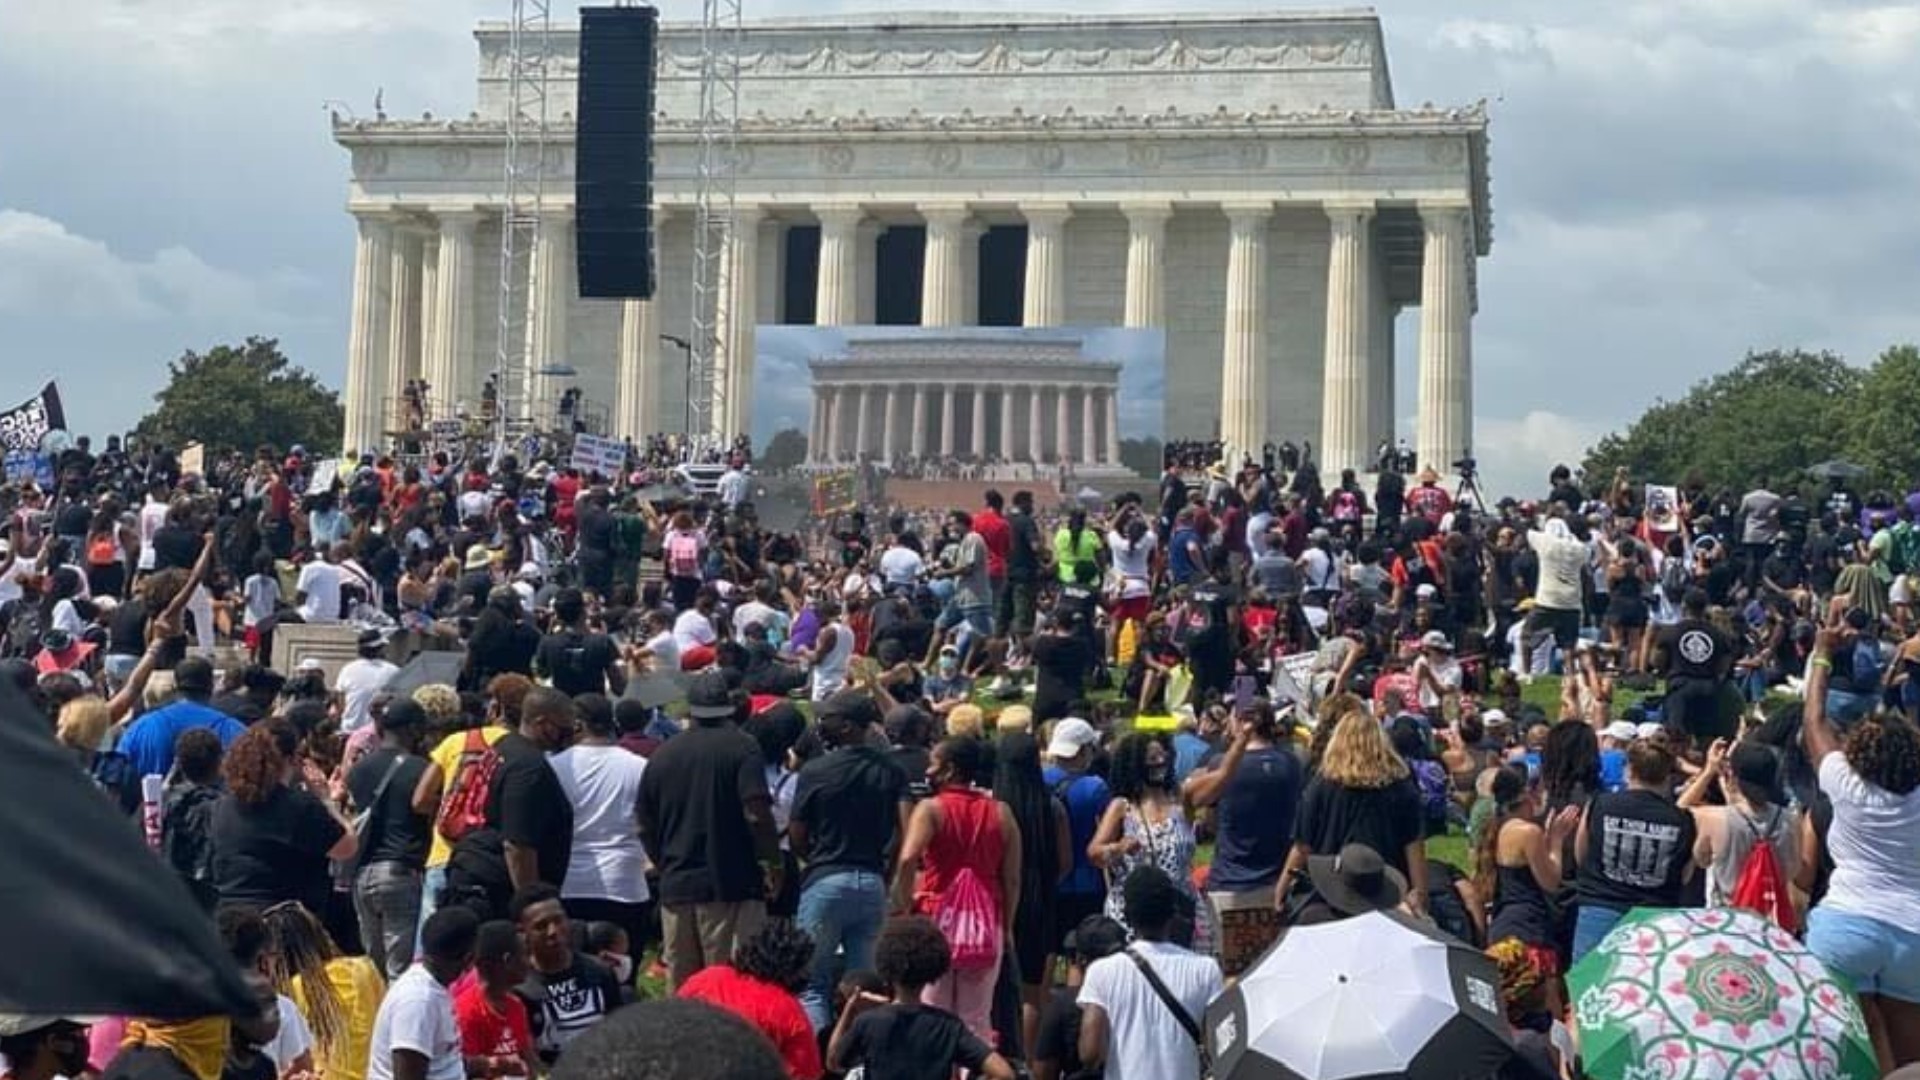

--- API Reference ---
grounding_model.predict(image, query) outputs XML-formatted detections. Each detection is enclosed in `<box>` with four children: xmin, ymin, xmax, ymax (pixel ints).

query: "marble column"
<box><xmin>715</xmin><ymin>206</ymin><xmax>763</xmax><ymax>439</ymax></box>
<box><xmin>1105</xmin><ymin>386</ymin><xmax>1121</xmax><ymax>465</ymax></box>
<box><xmin>920</xmin><ymin>204</ymin><xmax>969</xmax><ymax>327</ymax></box>
<box><xmin>998</xmin><ymin>388</ymin><xmax>1015</xmax><ymax>461</ymax></box>
<box><xmin>1220</xmin><ymin>202</ymin><xmax>1271</xmax><ymax>464</ymax></box>
<box><xmin>807</xmin><ymin>394</ymin><xmax>824</xmax><ymax>464</ymax></box>
<box><xmin>527</xmin><ymin>210</ymin><xmax>573</xmax><ymax>424</ymax></box>
<box><xmin>1320</xmin><ymin>200</ymin><xmax>1375</xmax><ymax>477</ymax></box>
<box><xmin>969</xmin><ymin>384</ymin><xmax>987</xmax><ymax>458</ymax></box>
<box><xmin>1080</xmin><ymin>387</ymin><xmax>1096</xmax><ymax>466</ymax></box>
<box><xmin>1027</xmin><ymin>386</ymin><xmax>1043</xmax><ymax>463</ymax></box>
<box><xmin>961</xmin><ymin>222</ymin><xmax>985</xmax><ymax>325</ymax></box>
<box><xmin>614</xmin><ymin>297</ymin><xmax>658</xmax><ymax>443</ymax></box>
<box><xmin>814</xmin><ymin>204</ymin><xmax>863</xmax><ymax>326</ymax></box>
<box><xmin>343</xmin><ymin>212</ymin><xmax>394</xmax><ymax>454</ymax></box>
<box><xmin>418</xmin><ymin>236</ymin><xmax>439</xmax><ymax>408</ymax></box>
<box><xmin>384</xmin><ymin>230</ymin><xmax>423</xmax><ymax>435</ymax></box>
<box><xmin>911</xmin><ymin>384</ymin><xmax>928</xmax><ymax>457</ymax></box>
<box><xmin>1022</xmin><ymin>203</ymin><xmax>1072</xmax><ymax>327</ymax></box>
<box><xmin>1055</xmin><ymin>384</ymin><xmax>1072</xmax><ymax>463</ymax></box>
<box><xmin>939</xmin><ymin>383</ymin><xmax>956</xmax><ymax>456</ymax></box>
<box><xmin>826</xmin><ymin>386</ymin><xmax>845</xmax><ymax>462</ymax></box>
<box><xmin>425</xmin><ymin>209</ymin><xmax>480</xmax><ymax>409</ymax></box>
<box><xmin>1418</xmin><ymin>200</ymin><xmax>1475</xmax><ymax>474</ymax></box>
<box><xmin>1121</xmin><ymin>203</ymin><xmax>1171</xmax><ymax>329</ymax></box>
<box><xmin>855</xmin><ymin>221</ymin><xmax>880</xmax><ymax>325</ymax></box>
<box><xmin>853</xmin><ymin>385</ymin><xmax>870</xmax><ymax>462</ymax></box>
<box><xmin>881</xmin><ymin>387</ymin><xmax>899</xmax><ymax>462</ymax></box>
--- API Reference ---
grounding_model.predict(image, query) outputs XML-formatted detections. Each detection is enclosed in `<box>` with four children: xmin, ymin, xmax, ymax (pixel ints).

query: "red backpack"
<box><xmin>435</xmin><ymin>729</ymin><xmax>502</xmax><ymax>843</ymax></box>
<box><xmin>1728</xmin><ymin>808</ymin><xmax>1798</xmax><ymax>933</ymax></box>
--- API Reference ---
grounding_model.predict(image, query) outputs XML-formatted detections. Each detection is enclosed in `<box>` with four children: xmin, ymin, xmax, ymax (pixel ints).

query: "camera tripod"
<box><xmin>1454</xmin><ymin>468</ymin><xmax>1486</xmax><ymax>512</ymax></box>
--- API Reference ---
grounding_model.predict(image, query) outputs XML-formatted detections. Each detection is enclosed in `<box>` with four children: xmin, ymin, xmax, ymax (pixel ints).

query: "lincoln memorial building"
<box><xmin>333</xmin><ymin>9</ymin><xmax>1493</xmax><ymax>475</ymax></box>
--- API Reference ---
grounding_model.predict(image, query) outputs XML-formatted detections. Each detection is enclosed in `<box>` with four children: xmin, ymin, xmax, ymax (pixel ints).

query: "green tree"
<box><xmin>1119</xmin><ymin>436</ymin><xmax>1163</xmax><ymax>477</ymax></box>
<box><xmin>758</xmin><ymin>427</ymin><xmax>808</xmax><ymax>473</ymax></box>
<box><xmin>1846</xmin><ymin>345</ymin><xmax>1920</xmax><ymax>485</ymax></box>
<box><xmin>1582</xmin><ymin>349</ymin><xmax>1861</xmax><ymax>492</ymax></box>
<box><xmin>136</xmin><ymin>337</ymin><xmax>343</xmax><ymax>455</ymax></box>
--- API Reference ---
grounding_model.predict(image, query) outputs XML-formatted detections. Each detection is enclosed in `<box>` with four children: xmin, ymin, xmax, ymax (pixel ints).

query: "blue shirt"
<box><xmin>1043</xmin><ymin>764</ymin><xmax>1112</xmax><ymax>895</ymax></box>
<box><xmin>117</xmin><ymin>699</ymin><xmax>247</xmax><ymax>778</ymax></box>
<box><xmin>1168</xmin><ymin>528</ymin><xmax>1201</xmax><ymax>585</ymax></box>
<box><xmin>1206</xmin><ymin>745</ymin><xmax>1304</xmax><ymax>892</ymax></box>
<box><xmin>1171</xmin><ymin>732</ymin><xmax>1212</xmax><ymax>786</ymax></box>
<box><xmin>1599</xmin><ymin>748</ymin><xmax>1628</xmax><ymax>793</ymax></box>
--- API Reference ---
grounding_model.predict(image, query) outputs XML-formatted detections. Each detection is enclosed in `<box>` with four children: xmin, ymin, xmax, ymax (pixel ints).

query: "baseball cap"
<box><xmin>1420</xmin><ymin>630</ymin><xmax>1453</xmax><ymax>651</ymax></box>
<box><xmin>1603</xmin><ymin>720</ymin><xmax>1638</xmax><ymax>743</ymax></box>
<box><xmin>1480</xmin><ymin>708</ymin><xmax>1510</xmax><ymax>726</ymax></box>
<box><xmin>1046</xmin><ymin>717</ymin><xmax>1099</xmax><ymax>759</ymax></box>
<box><xmin>1636</xmin><ymin>721</ymin><xmax>1667</xmax><ymax>742</ymax></box>
<box><xmin>817</xmin><ymin>690</ymin><xmax>883</xmax><ymax>731</ymax></box>
<box><xmin>685</xmin><ymin>670</ymin><xmax>737</xmax><ymax>720</ymax></box>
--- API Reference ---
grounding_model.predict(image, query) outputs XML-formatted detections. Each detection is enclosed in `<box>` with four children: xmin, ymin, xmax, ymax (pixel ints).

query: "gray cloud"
<box><xmin>4</xmin><ymin>0</ymin><xmax>1918</xmax><ymax>500</ymax></box>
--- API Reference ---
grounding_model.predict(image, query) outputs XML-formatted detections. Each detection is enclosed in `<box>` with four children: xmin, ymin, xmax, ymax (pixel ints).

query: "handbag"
<box><xmin>1125</xmin><ymin>946</ymin><xmax>1211</xmax><ymax>1074</ymax></box>
<box><xmin>336</xmin><ymin>754</ymin><xmax>408</xmax><ymax>877</ymax></box>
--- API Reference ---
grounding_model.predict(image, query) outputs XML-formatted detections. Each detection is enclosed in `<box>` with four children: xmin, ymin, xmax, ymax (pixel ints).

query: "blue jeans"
<box><xmin>1572</xmin><ymin>904</ymin><xmax>1627</xmax><ymax>963</ymax></box>
<box><xmin>415</xmin><ymin>864</ymin><xmax>450</xmax><ymax>957</ymax></box>
<box><xmin>796</xmin><ymin>869</ymin><xmax>887</xmax><ymax>1031</ymax></box>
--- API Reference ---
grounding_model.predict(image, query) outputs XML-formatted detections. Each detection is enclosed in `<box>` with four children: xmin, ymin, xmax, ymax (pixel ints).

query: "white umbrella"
<box><xmin>1207</xmin><ymin>910</ymin><xmax>1512</xmax><ymax>1080</ymax></box>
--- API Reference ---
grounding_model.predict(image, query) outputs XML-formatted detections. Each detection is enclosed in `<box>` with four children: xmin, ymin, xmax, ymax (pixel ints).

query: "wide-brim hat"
<box><xmin>463</xmin><ymin>546</ymin><xmax>494</xmax><ymax>571</ymax></box>
<box><xmin>1307</xmin><ymin>843</ymin><xmax>1407</xmax><ymax>916</ymax></box>
<box><xmin>1418</xmin><ymin>466</ymin><xmax>1441</xmax><ymax>483</ymax></box>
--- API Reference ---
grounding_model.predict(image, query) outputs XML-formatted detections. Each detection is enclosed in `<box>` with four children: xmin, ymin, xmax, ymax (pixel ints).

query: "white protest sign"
<box><xmin>570</xmin><ymin>433</ymin><xmax>627</xmax><ymax>478</ymax></box>
<box><xmin>308</xmin><ymin>458</ymin><xmax>340</xmax><ymax>495</ymax></box>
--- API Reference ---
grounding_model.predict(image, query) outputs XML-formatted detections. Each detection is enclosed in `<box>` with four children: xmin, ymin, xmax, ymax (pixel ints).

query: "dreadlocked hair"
<box><xmin>260</xmin><ymin>902</ymin><xmax>348</xmax><ymax>1064</ymax></box>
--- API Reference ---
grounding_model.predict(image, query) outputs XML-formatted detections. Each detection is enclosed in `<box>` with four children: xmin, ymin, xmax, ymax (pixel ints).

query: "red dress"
<box><xmin>913</xmin><ymin>786</ymin><xmax>1005</xmax><ymax>917</ymax></box>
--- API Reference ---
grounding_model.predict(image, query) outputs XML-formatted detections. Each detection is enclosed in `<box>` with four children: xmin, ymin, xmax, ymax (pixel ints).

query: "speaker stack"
<box><xmin>574</xmin><ymin>5</ymin><xmax>658</xmax><ymax>299</ymax></box>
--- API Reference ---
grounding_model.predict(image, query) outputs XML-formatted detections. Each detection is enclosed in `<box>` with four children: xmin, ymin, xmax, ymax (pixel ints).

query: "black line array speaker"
<box><xmin>575</xmin><ymin>5</ymin><xmax>658</xmax><ymax>299</ymax></box>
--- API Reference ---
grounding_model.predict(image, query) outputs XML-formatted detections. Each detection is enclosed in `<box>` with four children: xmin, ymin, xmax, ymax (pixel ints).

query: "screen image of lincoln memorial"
<box><xmin>755</xmin><ymin>326</ymin><xmax>1163</xmax><ymax>479</ymax></box>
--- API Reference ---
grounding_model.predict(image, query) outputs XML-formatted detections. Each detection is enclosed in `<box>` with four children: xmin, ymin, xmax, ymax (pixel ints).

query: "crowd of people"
<box><xmin>4</xmin><ymin>430</ymin><xmax>1920</xmax><ymax>1080</ymax></box>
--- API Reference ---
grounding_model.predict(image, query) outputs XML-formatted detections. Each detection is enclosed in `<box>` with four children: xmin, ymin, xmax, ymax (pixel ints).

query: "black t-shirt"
<box><xmin>55</xmin><ymin>500</ymin><xmax>91</xmax><ymax>536</ymax></box>
<box><xmin>839</xmin><ymin>1003</ymin><xmax>992</xmax><ymax>1080</ymax></box>
<box><xmin>210</xmin><ymin>785</ymin><xmax>344</xmax><ymax>914</ymax></box>
<box><xmin>1032</xmin><ymin>633</ymin><xmax>1092</xmax><ymax>718</ymax></box>
<box><xmin>108</xmin><ymin>595</ymin><xmax>150</xmax><ymax>656</ymax></box>
<box><xmin>151</xmin><ymin>523</ymin><xmax>200</xmax><ymax>572</ymax></box>
<box><xmin>104</xmin><ymin>1047</ymin><xmax>199</xmax><ymax>1080</ymax></box>
<box><xmin>1293</xmin><ymin>776</ymin><xmax>1423</xmax><ymax>875</ymax></box>
<box><xmin>892</xmin><ymin>746</ymin><xmax>933</xmax><ymax>802</ymax></box>
<box><xmin>576</xmin><ymin>503</ymin><xmax>615</xmax><ymax>557</ymax></box>
<box><xmin>535</xmin><ymin>630</ymin><xmax>619</xmax><ymax>696</ymax></box>
<box><xmin>1576</xmin><ymin>788</ymin><xmax>1696</xmax><ymax>910</ymax></box>
<box><xmin>517</xmin><ymin>952</ymin><xmax>623</xmax><ymax>1064</ymax></box>
<box><xmin>1033</xmin><ymin>986</ymin><xmax>1094</xmax><ymax>1079</ymax></box>
<box><xmin>486</xmin><ymin>731</ymin><xmax>575</xmax><ymax>887</ymax></box>
<box><xmin>791</xmin><ymin>745</ymin><xmax>908</xmax><ymax>882</ymax></box>
<box><xmin>1008</xmin><ymin>512</ymin><xmax>1043</xmax><ymax>581</ymax></box>
<box><xmin>1660</xmin><ymin>618</ymin><xmax>1733</xmax><ymax>680</ymax></box>
<box><xmin>346</xmin><ymin>748</ymin><xmax>431</xmax><ymax>869</ymax></box>
<box><xmin>637</xmin><ymin>723</ymin><xmax>769</xmax><ymax>905</ymax></box>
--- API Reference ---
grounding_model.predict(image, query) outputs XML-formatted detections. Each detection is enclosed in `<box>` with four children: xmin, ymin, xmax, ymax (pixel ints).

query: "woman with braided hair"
<box><xmin>260</xmin><ymin>902</ymin><xmax>385</xmax><ymax>1080</ymax></box>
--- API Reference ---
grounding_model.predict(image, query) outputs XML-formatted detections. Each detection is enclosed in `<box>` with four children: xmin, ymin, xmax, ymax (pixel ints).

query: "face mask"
<box><xmin>1146</xmin><ymin>764</ymin><xmax>1171</xmax><ymax>786</ymax></box>
<box><xmin>939</xmin><ymin>657</ymin><xmax>956</xmax><ymax>674</ymax></box>
<box><xmin>605</xmin><ymin>953</ymin><xmax>635</xmax><ymax>985</ymax></box>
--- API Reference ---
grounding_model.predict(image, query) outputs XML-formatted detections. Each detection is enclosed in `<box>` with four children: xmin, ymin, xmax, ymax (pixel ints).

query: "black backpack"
<box><xmin>4</xmin><ymin>601</ymin><xmax>45</xmax><ymax>659</ymax></box>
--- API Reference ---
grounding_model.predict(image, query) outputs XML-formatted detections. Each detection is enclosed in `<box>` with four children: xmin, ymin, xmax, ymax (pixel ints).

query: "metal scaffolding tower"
<box><xmin>489</xmin><ymin>0</ymin><xmax>554</xmax><ymax>456</ymax></box>
<box><xmin>686</xmin><ymin>0</ymin><xmax>744</xmax><ymax>439</ymax></box>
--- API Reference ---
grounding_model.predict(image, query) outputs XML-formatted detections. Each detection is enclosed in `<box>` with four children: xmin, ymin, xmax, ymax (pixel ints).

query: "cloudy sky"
<box><xmin>3</xmin><ymin>0</ymin><xmax>1917</xmax><ymax>496</ymax></box>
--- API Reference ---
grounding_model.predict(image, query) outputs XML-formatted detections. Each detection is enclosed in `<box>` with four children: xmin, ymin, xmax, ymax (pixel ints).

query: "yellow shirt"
<box><xmin>425</xmin><ymin>726</ymin><xmax>510</xmax><ymax>869</ymax></box>
<box><xmin>291</xmin><ymin>956</ymin><xmax>385</xmax><ymax>1080</ymax></box>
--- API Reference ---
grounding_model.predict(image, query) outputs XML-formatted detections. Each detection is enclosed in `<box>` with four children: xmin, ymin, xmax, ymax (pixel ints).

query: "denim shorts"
<box><xmin>1806</xmin><ymin>905</ymin><xmax>1920</xmax><ymax>1003</ymax></box>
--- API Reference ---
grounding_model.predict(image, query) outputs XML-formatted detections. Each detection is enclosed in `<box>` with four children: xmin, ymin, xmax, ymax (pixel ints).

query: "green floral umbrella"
<box><xmin>1568</xmin><ymin>907</ymin><xmax>1877</xmax><ymax>1080</ymax></box>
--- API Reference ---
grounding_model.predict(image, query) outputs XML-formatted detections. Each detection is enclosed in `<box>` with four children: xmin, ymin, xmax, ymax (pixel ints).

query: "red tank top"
<box><xmin>914</xmin><ymin>787</ymin><xmax>1005</xmax><ymax>915</ymax></box>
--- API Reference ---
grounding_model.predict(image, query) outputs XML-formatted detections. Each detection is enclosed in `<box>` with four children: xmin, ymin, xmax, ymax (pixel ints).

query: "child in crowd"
<box><xmin>453</xmin><ymin>921</ymin><xmax>538</xmax><ymax>1079</ymax></box>
<box><xmin>827</xmin><ymin>917</ymin><xmax>1016</xmax><ymax>1080</ymax></box>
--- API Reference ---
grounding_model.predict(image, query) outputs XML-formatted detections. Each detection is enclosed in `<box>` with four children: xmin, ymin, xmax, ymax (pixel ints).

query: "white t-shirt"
<box><xmin>296</xmin><ymin>561</ymin><xmax>344</xmax><ymax>623</ymax></box>
<box><xmin>1416</xmin><ymin>655</ymin><xmax>1463</xmax><ymax>710</ymax></box>
<box><xmin>673</xmin><ymin>609</ymin><xmax>716</xmax><ymax>652</ymax></box>
<box><xmin>264</xmin><ymin>993</ymin><xmax>314</xmax><ymax>1072</ymax></box>
<box><xmin>457</xmin><ymin>489</ymin><xmax>492</xmax><ymax>523</ymax></box>
<box><xmin>366</xmin><ymin>966</ymin><xmax>465</xmax><ymax>1080</ymax></box>
<box><xmin>643</xmin><ymin>629</ymin><xmax>680</xmax><ymax>673</ymax></box>
<box><xmin>732</xmin><ymin>600</ymin><xmax>781</xmax><ymax>638</ymax></box>
<box><xmin>1529</xmin><ymin>528</ymin><xmax>1588</xmax><ymax>612</ymax></box>
<box><xmin>1107</xmin><ymin>530</ymin><xmax>1158</xmax><ymax>599</ymax></box>
<box><xmin>878</xmin><ymin>545</ymin><xmax>925</xmax><ymax>588</ymax></box>
<box><xmin>1078</xmin><ymin>942</ymin><xmax>1224</xmax><ymax>1080</ymax></box>
<box><xmin>550</xmin><ymin>743</ymin><xmax>651</xmax><ymax>904</ymax></box>
<box><xmin>136</xmin><ymin>500</ymin><xmax>168</xmax><ymax>572</ymax></box>
<box><xmin>244</xmin><ymin>573</ymin><xmax>281</xmax><ymax>628</ymax></box>
<box><xmin>336</xmin><ymin>657</ymin><xmax>401</xmax><ymax>734</ymax></box>
<box><xmin>1817</xmin><ymin>751</ymin><xmax>1920</xmax><ymax>930</ymax></box>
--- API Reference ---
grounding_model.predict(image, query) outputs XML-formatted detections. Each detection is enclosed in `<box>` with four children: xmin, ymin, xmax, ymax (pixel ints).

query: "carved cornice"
<box><xmin>651</xmin><ymin>36</ymin><xmax>1373</xmax><ymax>78</ymax></box>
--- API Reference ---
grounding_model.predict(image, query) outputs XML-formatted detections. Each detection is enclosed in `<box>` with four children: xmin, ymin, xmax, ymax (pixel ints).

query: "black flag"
<box><xmin>0</xmin><ymin>382</ymin><xmax>66</xmax><ymax>452</ymax></box>
<box><xmin>0</xmin><ymin>683</ymin><xmax>256</xmax><ymax>1018</ymax></box>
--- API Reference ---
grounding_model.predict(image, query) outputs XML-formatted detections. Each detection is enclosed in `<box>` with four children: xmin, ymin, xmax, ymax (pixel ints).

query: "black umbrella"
<box><xmin>0</xmin><ymin>683</ymin><xmax>256</xmax><ymax>1018</ymax></box>
<box><xmin>1206</xmin><ymin>910</ymin><xmax>1512</xmax><ymax>1080</ymax></box>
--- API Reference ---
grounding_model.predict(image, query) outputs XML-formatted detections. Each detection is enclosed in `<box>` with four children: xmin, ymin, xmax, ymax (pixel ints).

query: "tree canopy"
<box><xmin>759</xmin><ymin>427</ymin><xmax>808</xmax><ymax>472</ymax></box>
<box><xmin>135</xmin><ymin>338</ymin><xmax>343</xmax><ymax>456</ymax></box>
<box><xmin>1580</xmin><ymin>348</ymin><xmax>1878</xmax><ymax>492</ymax></box>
